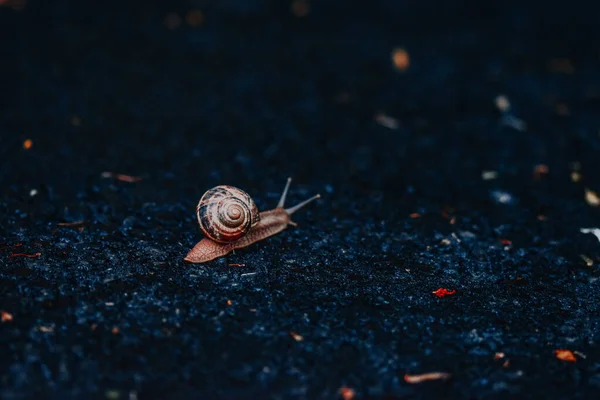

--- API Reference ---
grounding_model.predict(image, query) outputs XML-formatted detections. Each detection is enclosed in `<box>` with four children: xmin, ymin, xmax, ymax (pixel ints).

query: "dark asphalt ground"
<box><xmin>1</xmin><ymin>1</ymin><xmax>600</xmax><ymax>399</ymax></box>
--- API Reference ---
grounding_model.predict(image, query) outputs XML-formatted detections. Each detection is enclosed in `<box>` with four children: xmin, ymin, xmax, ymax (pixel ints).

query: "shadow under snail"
<box><xmin>184</xmin><ymin>178</ymin><xmax>320</xmax><ymax>263</ymax></box>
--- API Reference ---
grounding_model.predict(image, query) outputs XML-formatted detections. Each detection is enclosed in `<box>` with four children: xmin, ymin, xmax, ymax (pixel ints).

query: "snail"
<box><xmin>184</xmin><ymin>178</ymin><xmax>320</xmax><ymax>263</ymax></box>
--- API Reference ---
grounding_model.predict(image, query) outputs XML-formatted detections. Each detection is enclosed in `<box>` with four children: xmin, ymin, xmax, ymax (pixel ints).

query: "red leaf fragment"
<box><xmin>101</xmin><ymin>172</ymin><xmax>143</xmax><ymax>183</ymax></box>
<box><xmin>1</xmin><ymin>311</ymin><xmax>13</xmax><ymax>322</ymax></box>
<box><xmin>9</xmin><ymin>252</ymin><xmax>41</xmax><ymax>259</ymax></box>
<box><xmin>533</xmin><ymin>164</ymin><xmax>549</xmax><ymax>179</ymax></box>
<box><xmin>555</xmin><ymin>349</ymin><xmax>576</xmax><ymax>362</ymax></box>
<box><xmin>432</xmin><ymin>288</ymin><xmax>456</xmax><ymax>298</ymax></box>
<box><xmin>338</xmin><ymin>386</ymin><xmax>355</xmax><ymax>400</ymax></box>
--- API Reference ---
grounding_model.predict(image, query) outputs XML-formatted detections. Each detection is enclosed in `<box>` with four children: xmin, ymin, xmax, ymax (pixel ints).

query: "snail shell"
<box><xmin>196</xmin><ymin>185</ymin><xmax>260</xmax><ymax>243</ymax></box>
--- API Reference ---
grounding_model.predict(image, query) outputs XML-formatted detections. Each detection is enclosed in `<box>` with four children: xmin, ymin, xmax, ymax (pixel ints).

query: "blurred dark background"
<box><xmin>1</xmin><ymin>0</ymin><xmax>600</xmax><ymax>398</ymax></box>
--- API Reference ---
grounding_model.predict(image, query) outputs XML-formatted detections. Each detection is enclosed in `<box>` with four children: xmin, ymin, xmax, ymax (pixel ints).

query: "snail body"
<box><xmin>184</xmin><ymin>178</ymin><xmax>320</xmax><ymax>264</ymax></box>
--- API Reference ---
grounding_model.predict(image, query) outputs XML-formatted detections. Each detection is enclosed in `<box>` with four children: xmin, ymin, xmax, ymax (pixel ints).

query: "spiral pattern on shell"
<box><xmin>196</xmin><ymin>185</ymin><xmax>260</xmax><ymax>243</ymax></box>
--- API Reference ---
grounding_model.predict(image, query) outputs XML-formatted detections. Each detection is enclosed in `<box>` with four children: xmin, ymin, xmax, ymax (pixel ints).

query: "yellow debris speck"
<box><xmin>580</xmin><ymin>254</ymin><xmax>594</xmax><ymax>267</ymax></box>
<box><xmin>585</xmin><ymin>189</ymin><xmax>600</xmax><ymax>206</ymax></box>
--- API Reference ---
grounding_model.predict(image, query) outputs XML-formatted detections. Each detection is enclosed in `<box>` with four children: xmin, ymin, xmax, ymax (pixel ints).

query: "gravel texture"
<box><xmin>1</xmin><ymin>1</ymin><xmax>600</xmax><ymax>399</ymax></box>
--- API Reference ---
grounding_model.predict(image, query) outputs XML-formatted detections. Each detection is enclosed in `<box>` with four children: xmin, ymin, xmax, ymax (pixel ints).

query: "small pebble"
<box><xmin>494</xmin><ymin>95</ymin><xmax>511</xmax><ymax>112</ymax></box>
<box><xmin>482</xmin><ymin>170</ymin><xmax>498</xmax><ymax>180</ymax></box>
<box><xmin>490</xmin><ymin>190</ymin><xmax>515</xmax><ymax>205</ymax></box>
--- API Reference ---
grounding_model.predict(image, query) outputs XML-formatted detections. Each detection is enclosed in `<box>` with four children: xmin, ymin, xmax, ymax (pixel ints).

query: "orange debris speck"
<box><xmin>499</xmin><ymin>238</ymin><xmax>512</xmax><ymax>246</ymax></box>
<box><xmin>291</xmin><ymin>0</ymin><xmax>310</xmax><ymax>17</ymax></box>
<box><xmin>1</xmin><ymin>311</ymin><xmax>13</xmax><ymax>322</ymax></box>
<box><xmin>494</xmin><ymin>352</ymin><xmax>505</xmax><ymax>360</ymax></box>
<box><xmin>571</xmin><ymin>171</ymin><xmax>581</xmax><ymax>182</ymax></box>
<box><xmin>432</xmin><ymin>288</ymin><xmax>456</xmax><ymax>298</ymax></box>
<box><xmin>112</xmin><ymin>327</ymin><xmax>120</xmax><ymax>334</ymax></box>
<box><xmin>409</xmin><ymin>213</ymin><xmax>421</xmax><ymax>219</ymax></box>
<box><xmin>23</xmin><ymin>139</ymin><xmax>33</xmax><ymax>150</ymax></box>
<box><xmin>503</xmin><ymin>360</ymin><xmax>510</xmax><ymax>368</ymax></box>
<box><xmin>404</xmin><ymin>372</ymin><xmax>451</xmax><ymax>384</ymax></box>
<box><xmin>338</xmin><ymin>386</ymin><xmax>355</xmax><ymax>400</ymax></box>
<box><xmin>186</xmin><ymin>10</ymin><xmax>204</xmax><ymax>27</ymax></box>
<box><xmin>290</xmin><ymin>332</ymin><xmax>304</xmax><ymax>342</ymax></box>
<box><xmin>533</xmin><ymin>164</ymin><xmax>549</xmax><ymax>178</ymax></box>
<box><xmin>555</xmin><ymin>349</ymin><xmax>576</xmax><ymax>362</ymax></box>
<box><xmin>226</xmin><ymin>299</ymin><xmax>232</xmax><ymax>306</ymax></box>
<box><xmin>392</xmin><ymin>48</ymin><xmax>410</xmax><ymax>71</ymax></box>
